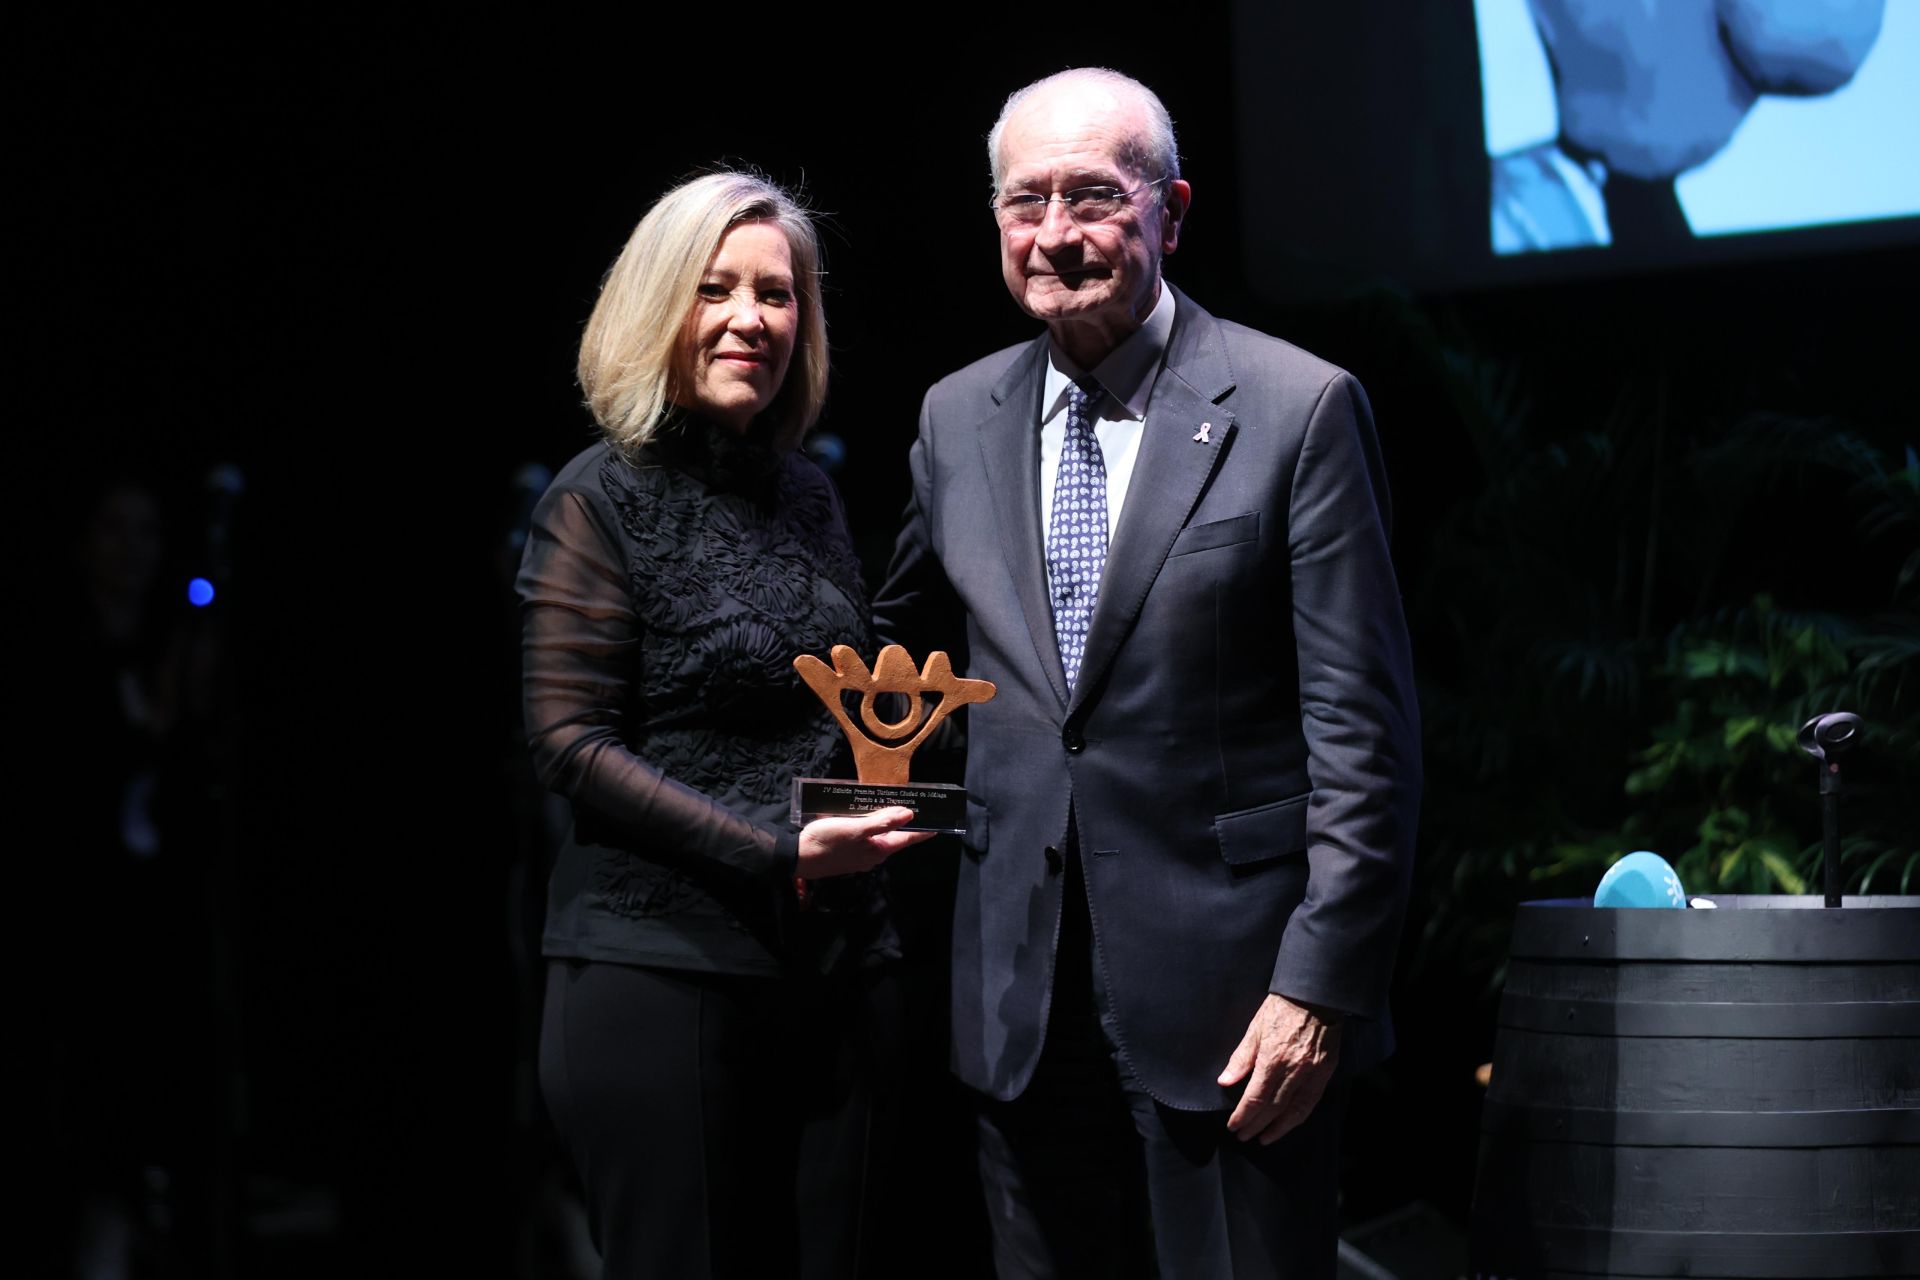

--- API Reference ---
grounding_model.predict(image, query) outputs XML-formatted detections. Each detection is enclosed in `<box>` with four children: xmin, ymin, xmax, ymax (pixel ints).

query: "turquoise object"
<box><xmin>1594</xmin><ymin>850</ymin><xmax>1686</xmax><ymax>908</ymax></box>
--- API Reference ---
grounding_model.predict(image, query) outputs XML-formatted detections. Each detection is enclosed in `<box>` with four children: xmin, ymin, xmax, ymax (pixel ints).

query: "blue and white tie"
<box><xmin>1046</xmin><ymin>384</ymin><xmax>1107</xmax><ymax>689</ymax></box>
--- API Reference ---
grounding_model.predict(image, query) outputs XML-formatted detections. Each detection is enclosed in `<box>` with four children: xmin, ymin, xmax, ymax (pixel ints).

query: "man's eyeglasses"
<box><xmin>990</xmin><ymin>177</ymin><xmax>1169</xmax><ymax>227</ymax></box>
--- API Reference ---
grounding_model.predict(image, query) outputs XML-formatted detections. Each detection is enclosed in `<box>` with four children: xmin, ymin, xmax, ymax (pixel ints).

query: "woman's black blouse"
<box><xmin>516</xmin><ymin>422</ymin><xmax>892</xmax><ymax>976</ymax></box>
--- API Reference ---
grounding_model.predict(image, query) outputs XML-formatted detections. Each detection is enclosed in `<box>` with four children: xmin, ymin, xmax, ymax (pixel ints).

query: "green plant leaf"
<box><xmin>1759</xmin><ymin>849</ymin><xmax>1808</xmax><ymax>895</ymax></box>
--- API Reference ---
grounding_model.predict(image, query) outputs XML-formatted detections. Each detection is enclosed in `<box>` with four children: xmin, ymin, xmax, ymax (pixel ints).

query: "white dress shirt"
<box><xmin>1039</xmin><ymin>285</ymin><xmax>1177</xmax><ymax>544</ymax></box>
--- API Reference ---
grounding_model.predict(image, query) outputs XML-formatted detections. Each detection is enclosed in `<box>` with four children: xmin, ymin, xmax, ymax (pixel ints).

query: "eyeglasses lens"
<box><xmin>999</xmin><ymin>188</ymin><xmax>1128</xmax><ymax>226</ymax></box>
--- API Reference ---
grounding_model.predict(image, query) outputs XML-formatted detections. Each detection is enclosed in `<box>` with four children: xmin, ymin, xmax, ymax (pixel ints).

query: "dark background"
<box><xmin>22</xmin><ymin>6</ymin><xmax>1914</xmax><ymax>1275</ymax></box>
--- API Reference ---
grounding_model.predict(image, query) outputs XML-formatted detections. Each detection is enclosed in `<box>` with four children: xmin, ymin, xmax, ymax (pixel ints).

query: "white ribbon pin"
<box><xmin>1193</xmin><ymin>422</ymin><xmax>1211</xmax><ymax>444</ymax></box>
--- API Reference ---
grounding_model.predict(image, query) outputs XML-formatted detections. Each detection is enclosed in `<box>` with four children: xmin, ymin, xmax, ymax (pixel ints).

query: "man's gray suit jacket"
<box><xmin>874</xmin><ymin>286</ymin><xmax>1421</xmax><ymax>1110</ymax></box>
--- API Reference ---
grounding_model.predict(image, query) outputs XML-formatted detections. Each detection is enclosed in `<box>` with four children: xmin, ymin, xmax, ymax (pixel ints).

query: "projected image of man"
<box><xmin>1490</xmin><ymin>0</ymin><xmax>1887</xmax><ymax>252</ymax></box>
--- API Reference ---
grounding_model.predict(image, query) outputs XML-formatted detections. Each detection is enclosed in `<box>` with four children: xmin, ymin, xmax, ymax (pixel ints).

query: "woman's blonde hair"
<box><xmin>578</xmin><ymin>169</ymin><xmax>828</xmax><ymax>454</ymax></box>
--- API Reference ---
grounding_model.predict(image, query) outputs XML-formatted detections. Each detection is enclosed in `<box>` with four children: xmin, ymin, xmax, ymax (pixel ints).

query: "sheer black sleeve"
<box><xmin>516</xmin><ymin>473</ymin><xmax>800</xmax><ymax>895</ymax></box>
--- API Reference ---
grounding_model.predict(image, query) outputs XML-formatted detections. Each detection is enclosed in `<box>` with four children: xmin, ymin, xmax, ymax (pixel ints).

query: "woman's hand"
<box><xmin>797</xmin><ymin>806</ymin><xmax>935</xmax><ymax>879</ymax></box>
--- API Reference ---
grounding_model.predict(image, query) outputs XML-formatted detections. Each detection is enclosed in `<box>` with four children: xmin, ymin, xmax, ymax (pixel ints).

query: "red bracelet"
<box><xmin>795</xmin><ymin>876</ymin><xmax>812</xmax><ymax>910</ymax></box>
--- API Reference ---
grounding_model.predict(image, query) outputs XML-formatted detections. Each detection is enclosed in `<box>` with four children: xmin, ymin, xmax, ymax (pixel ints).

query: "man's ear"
<box><xmin>1162</xmin><ymin>179</ymin><xmax>1193</xmax><ymax>255</ymax></box>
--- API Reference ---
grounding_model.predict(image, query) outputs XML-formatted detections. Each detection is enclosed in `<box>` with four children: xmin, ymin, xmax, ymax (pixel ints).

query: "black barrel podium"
<box><xmin>1471</xmin><ymin>895</ymin><xmax>1920</xmax><ymax>1278</ymax></box>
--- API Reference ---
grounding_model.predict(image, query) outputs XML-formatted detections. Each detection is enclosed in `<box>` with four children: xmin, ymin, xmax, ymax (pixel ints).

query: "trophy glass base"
<box><xmin>791</xmin><ymin>778</ymin><xmax>969</xmax><ymax>835</ymax></box>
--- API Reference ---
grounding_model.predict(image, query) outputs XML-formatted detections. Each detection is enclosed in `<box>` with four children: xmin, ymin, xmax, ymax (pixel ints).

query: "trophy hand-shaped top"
<box><xmin>793</xmin><ymin>645</ymin><xmax>996</xmax><ymax>785</ymax></box>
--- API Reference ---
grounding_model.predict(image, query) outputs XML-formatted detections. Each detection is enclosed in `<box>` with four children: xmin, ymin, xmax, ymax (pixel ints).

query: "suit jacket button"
<box><xmin>1062</xmin><ymin>726</ymin><xmax>1084</xmax><ymax>753</ymax></box>
<box><xmin>1043</xmin><ymin>846</ymin><xmax>1062</xmax><ymax>874</ymax></box>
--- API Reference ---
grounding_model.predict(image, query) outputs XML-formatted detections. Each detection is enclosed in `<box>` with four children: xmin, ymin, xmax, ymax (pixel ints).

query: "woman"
<box><xmin>517</xmin><ymin>170</ymin><xmax>929</xmax><ymax>1278</ymax></box>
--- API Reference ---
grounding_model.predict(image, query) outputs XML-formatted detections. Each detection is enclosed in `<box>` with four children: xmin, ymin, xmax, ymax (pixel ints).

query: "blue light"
<box><xmin>188</xmin><ymin>578</ymin><xmax>216</xmax><ymax>608</ymax></box>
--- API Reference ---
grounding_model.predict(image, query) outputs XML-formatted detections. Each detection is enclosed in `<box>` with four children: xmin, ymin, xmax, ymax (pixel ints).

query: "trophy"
<box><xmin>791</xmin><ymin>644</ymin><xmax>996</xmax><ymax>834</ymax></box>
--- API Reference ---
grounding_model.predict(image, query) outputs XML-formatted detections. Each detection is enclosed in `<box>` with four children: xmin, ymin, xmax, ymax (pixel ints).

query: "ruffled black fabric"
<box><xmin>518</xmin><ymin>421</ymin><xmax>891</xmax><ymax>976</ymax></box>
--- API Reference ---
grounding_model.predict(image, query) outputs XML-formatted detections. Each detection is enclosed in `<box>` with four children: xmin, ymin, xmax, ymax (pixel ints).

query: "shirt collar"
<box><xmin>1041</xmin><ymin>284</ymin><xmax>1177</xmax><ymax>422</ymax></box>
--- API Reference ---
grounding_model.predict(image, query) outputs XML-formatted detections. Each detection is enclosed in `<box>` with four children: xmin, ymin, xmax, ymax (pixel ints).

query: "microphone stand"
<box><xmin>1798</xmin><ymin>712</ymin><xmax>1861</xmax><ymax>908</ymax></box>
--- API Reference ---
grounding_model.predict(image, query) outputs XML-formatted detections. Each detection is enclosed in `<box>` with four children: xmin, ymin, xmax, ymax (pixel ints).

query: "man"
<box><xmin>874</xmin><ymin>68</ymin><xmax>1419</xmax><ymax>1278</ymax></box>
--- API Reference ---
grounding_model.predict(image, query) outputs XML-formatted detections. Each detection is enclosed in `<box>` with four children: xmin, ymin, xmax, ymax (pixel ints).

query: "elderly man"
<box><xmin>875</xmin><ymin>68</ymin><xmax>1420</xmax><ymax>1277</ymax></box>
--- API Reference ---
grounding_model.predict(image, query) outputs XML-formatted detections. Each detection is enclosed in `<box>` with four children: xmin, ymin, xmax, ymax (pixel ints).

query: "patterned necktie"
<box><xmin>1045</xmin><ymin>383</ymin><xmax>1108</xmax><ymax>688</ymax></box>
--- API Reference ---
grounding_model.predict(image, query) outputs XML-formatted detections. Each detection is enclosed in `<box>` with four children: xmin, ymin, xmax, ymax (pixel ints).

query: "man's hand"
<box><xmin>1217</xmin><ymin>992</ymin><xmax>1340</xmax><ymax>1144</ymax></box>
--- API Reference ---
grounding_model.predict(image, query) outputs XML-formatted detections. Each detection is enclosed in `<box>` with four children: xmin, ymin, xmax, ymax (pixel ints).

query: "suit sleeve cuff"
<box><xmin>1276</xmin><ymin>993</ymin><xmax>1348</xmax><ymax>1027</ymax></box>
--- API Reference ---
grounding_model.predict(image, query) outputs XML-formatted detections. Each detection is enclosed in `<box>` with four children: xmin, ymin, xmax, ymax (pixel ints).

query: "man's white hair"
<box><xmin>986</xmin><ymin>67</ymin><xmax>1182</xmax><ymax>198</ymax></box>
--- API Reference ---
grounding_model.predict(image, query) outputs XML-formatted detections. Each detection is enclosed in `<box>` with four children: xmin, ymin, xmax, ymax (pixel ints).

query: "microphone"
<box><xmin>1798</xmin><ymin>712</ymin><xmax>1861</xmax><ymax>771</ymax></box>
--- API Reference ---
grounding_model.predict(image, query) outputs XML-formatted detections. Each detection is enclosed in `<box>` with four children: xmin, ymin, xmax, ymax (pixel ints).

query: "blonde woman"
<box><xmin>518</xmin><ymin>170</ymin><xmax>927</xmax><ymax>1278</ymax></box>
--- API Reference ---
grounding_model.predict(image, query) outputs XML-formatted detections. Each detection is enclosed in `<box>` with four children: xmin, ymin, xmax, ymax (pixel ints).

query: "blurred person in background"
<box><xmin>38</xmin><ymin>475</ymin><xmax>231</xmax><ymax>1278</ymax></box>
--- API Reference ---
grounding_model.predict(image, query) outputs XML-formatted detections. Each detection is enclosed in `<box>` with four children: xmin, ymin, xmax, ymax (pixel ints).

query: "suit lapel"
<box><xmin>978</xmin><ymin>338</ymin><xmax>1071</xmax><ymax>709</ymax></box>
<box><xmin>1069</xmin><ymin>289</ymin><xmax>1237</xmax><ymax>717</ymax></box>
